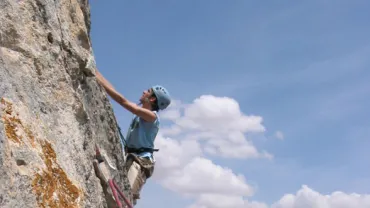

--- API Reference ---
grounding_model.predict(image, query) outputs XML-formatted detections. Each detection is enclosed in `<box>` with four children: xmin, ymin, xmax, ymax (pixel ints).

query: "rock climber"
<box><xmin>95</xmin><ymin>69</ymin><xmax>171</xmax><ymax>204</ymax></box>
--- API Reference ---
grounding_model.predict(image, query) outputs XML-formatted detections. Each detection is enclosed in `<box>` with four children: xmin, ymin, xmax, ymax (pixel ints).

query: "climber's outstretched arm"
<box><xmin>95</xmin><ymin>70</ymin><xmax>115</xmax><ymax>90</ymax></box>
<box><xmin>95</xmin><ymin>70</ymin><xmax>156</xmax><ymax>122</ymax></box>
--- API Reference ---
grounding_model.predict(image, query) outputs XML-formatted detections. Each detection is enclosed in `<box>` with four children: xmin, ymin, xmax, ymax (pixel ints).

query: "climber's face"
<box><xmin>140</xmin><ymin>88</ymin><xmax>155</xmax><ymax>104</ymax></box>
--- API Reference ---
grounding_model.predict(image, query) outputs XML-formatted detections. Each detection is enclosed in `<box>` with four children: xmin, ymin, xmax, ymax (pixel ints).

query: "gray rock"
<box><xmin>0</xmin><ymin>0</ymin><xmax>132</xmax><ymax>207</ymax></box>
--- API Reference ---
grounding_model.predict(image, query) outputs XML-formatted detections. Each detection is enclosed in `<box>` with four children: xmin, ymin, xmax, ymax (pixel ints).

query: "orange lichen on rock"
<box><xmin>1</xmin><ymin>98</ymin><xmax>24</xmax><ymax>144</ymax></box>
<box><xmin>3</xmin><ymin>115</ymin><xmax>23</xmax><ymax>144</ymax></box>
<box><xmin>32</xmin><ymin>140</ymin><xmax>81</xmax><ymax>208</ymax></box>
<box><xmin>1</xmin><ymin>98</ymin><xmax>37</xmax><ymax>147</ymax></box>
<box><xmin>24</xmin><ymin>125</ymin><xmax>37</xmax><ymax>147</ymax></box>
<box><xmin>0</xmin><ymin>98</ymin><xmax>81</xmax><ymax>206</ymax></box>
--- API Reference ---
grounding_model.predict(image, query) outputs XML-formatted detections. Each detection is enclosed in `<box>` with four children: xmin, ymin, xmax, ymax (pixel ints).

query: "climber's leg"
<box><xmin>124</xmin><ymin>155</ymin><xmax>141</xmax><ymax>199</ymax></box>
<box><xmin>124</xmin><ymin>155</ymin><xmax>154</xmax><ymax>205</ymax></box>
<box><xmin>128</xmin><ymin>161</ymin><xmax>146</xmax><ymax>200</ymax></box>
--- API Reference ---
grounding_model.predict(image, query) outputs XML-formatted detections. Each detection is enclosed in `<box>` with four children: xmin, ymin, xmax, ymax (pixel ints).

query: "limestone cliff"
<box><xmin>0</xmin><ymin>0</ymin><xmax>132</xmax><ymax>207</ymax></box>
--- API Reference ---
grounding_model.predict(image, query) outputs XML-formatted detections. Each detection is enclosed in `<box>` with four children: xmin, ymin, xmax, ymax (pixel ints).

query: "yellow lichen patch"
<box><xmin>1</xmin><ymin>98</ymin><xmax>38</xmax><ymax>146</ymax></box>
<box><xmin>1</xmin><ymin>97</ymin><xmax>13</xmax><ymax>114</ymax></box>
<box><xmin>24</xmin><ymin>125</ymin><xmax>37</xmax><ymax>148</ymax></box>
<box><xmin>1</xmin><ymin>98</ymin><xmax>23</xmax><ymax>144</ymax></box>
<box><xmin>32</xmin><ymin>140</ymin><xmax>81</xmax><ymax>208</ymax></box>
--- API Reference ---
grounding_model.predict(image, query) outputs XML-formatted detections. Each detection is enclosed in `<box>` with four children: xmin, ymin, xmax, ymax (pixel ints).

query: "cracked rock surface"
<box><xmin>0</xmin><ymin>0</ymin><xmax>132</xmax><ymax>207</ymax></box>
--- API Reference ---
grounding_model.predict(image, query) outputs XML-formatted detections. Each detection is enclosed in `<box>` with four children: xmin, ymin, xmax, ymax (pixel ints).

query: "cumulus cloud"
<box><xmin>186</xmin><ymin>185</ymin><xmax>370</xmax><ymax>208</ymax></box>
<box><xmin>162</xmin><ymin>157</ymin><xmax>253</xmax><ymax>196</ymax></box>
<box><xmin>150</xmin><ymin>95</ymin><xmax>273</xmax><ymax>207</ymax></box>
<box><xmin>176</xmin><ymin>95</ymin><xmax>265</xmax><ymax>133</ymax></box>
<box><xmin>152</xmin><ymin>95</ymin><xmax>370</xmax><ymax>208</ymax></box>
<box><xmin>159</xmin><ymin>124</ymin><xmax>182</xmax><ymax>136</ymax></box>
<box><xmin>153</xmin><ymin>135</ymin><xmax>254</xmax><ymax>198</ymax></box>
<box><xmin>271</xmin><ymin>185</ymin><xmax>370</xmax><ymax>208</ymax></box>
<box><xmin>158</xmin><ymin>95</ymin><xmax>271</xmax><ymax>159</ymax></box>
<box><xmin>152</xmin><ymin>135</ymin><xmax>202</xmax><ymax>180</ymax></box>
<box><xmin>159</xmin><ymin>99</ymin><xmax>183</xmax><ymax>121</ymax></box>
<box><xmin>188</xmin><ymin>194</ymin><xmax>268</xmax><ymax>208</ymax></box>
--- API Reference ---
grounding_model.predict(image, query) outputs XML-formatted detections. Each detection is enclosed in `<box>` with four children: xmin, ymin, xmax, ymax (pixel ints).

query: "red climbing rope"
<box><xmin>95</xmin><ymin>144</ymin><xmax>133</xmax><ymax>208</ymax></box>
<box><xmin>109</xmin><ymin>179</ymin><xmax>133</xmax><ymax>208</ymax></box>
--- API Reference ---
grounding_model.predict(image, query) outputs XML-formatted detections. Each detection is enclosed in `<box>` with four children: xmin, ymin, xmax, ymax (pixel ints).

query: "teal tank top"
<box><xmin>125</xmin><ymin>111</ymin><xmax>160</xmax><ymax>151</ymax></box>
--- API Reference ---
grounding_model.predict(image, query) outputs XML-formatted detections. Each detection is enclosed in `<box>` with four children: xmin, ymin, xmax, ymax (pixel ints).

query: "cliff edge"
<box><xmin>0</xmin><ymin>0</ymin><xmax>132</xmax><ymax>207</ymax></box>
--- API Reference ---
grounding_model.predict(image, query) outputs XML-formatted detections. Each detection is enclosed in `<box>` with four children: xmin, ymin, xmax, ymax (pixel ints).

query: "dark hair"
<box><xmin>150</xmin><ymin>93</ymin><xmax>159</xmax><ymax>111</ymax></box>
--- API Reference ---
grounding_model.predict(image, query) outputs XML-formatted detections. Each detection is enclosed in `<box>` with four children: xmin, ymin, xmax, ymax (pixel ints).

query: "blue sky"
<box><xmin>89</xmin><ymin>0</ymin><xmax>370</xmax><ymax>207</ymax></box>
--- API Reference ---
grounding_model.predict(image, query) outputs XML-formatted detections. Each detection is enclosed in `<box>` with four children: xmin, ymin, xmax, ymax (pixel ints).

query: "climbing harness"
<box><xmin>125</xmin><ymin>147</ymin><xmax>159</xmax><ymax>154</ymax></box>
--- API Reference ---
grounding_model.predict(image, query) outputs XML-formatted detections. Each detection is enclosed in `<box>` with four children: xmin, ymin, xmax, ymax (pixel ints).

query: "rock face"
<box><xmin>0</xmin><ymin>0</ymin><xmax>132</xmax><ymax>207</ymax></box>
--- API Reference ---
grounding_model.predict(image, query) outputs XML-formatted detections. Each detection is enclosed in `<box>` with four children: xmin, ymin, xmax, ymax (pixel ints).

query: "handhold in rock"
<box><xmin>83</xmin><ymin>55</ymin><xmax>96</xmax><ymax>77</ymax></box>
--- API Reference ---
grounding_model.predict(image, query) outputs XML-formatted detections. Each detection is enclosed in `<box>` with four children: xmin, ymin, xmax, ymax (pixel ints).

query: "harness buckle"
<box><xmin>125</xmin><ymin>147</ymin><xmax>159</xmax><ymax>154</ymax></box>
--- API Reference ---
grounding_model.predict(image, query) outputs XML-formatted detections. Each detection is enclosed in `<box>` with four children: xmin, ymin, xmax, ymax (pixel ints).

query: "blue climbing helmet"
<box><xmin>151</xmin><ymin>85</ymin><xmax>171</xmax><ymax>110</ymax></box>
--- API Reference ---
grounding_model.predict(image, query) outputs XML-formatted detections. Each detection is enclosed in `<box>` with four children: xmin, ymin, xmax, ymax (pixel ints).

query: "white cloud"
<box><xmin>203</xmin><ymin>135</ymin><xmax>260</xmax><ymax>159</ymax></box>
<box><xmin>185</xmin><ymin>185</ymin><xmax>370</xmax><ymax>208</ymax></box>
<box><xmin>177</xmin><ymin>95</ymin><xmax>265</xmax><ymax>133</ymax></box>
<box><xmin>150</xmin><ymin>95</ymin><xmax>370</xmax><ymax>208</ymax></box>
<box><xmin>159</xmin><ymin>99</ymin><xmax>183</xmax><ymax>121</ymax></box>
<box><xmin>150</xmin><ymin>95</ymin><xmax>274</xmax><ymax>207</ymax></box>
<box><xmin>271</xmin><ymin>185</ymin><xmax>370</xmax><ymax>208</ymax></box>
<box><xmin>188</xmin><ymin>194</ymin><xmax>268</xmax><ymax>208</ymax></box>
<box><xmin>152</xmin><ymin>135</ymin><xmax>202</xmax><ymax>180</ymax></box>
<box><xmin>162</xmin><ymin>157</ymin><xmax>253</xmax><ymax>196</ymax></box>
<box><xmin>275</xmin><ymin>131</ymin><xmax>284</xmax><ymax>140</ymax></box>
<box><xmin>158</xmin><ymin>95</ymin><xmax>271</xmax><ymax>160</ymax></box>
<box><xmin>160</xmin><ymin>109</ymin><xmax>181</xmax><ymax>121</ymax></box>
<box><xmin>153</xmin><ymin>135</ymin><xmax>254</xmax><ymax>198</ymax></box>
<box><xmin>159</xmin><ymin>124</ymin><xmax>182</xmax><ymax>136</ymax></box>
